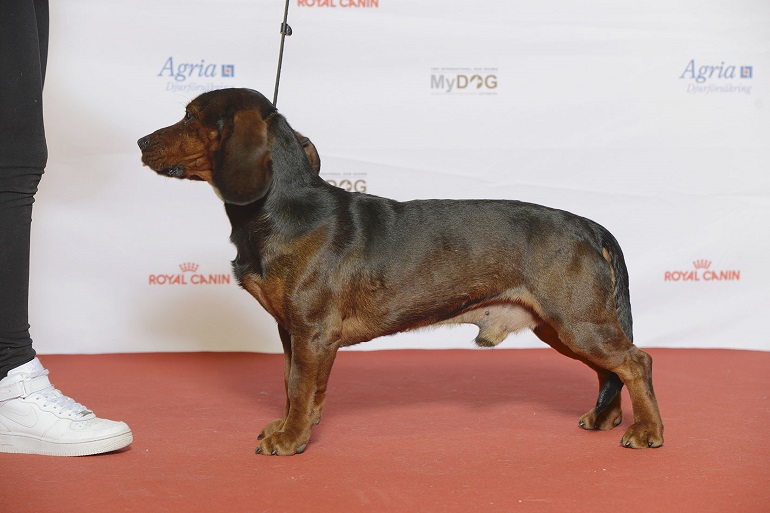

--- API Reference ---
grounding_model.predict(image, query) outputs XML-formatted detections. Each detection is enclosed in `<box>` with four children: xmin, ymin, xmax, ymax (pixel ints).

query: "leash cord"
<box><xmin>273</xmin><ymin>0</ymin><xmax>292</xmax><ymax>107</ymax></box>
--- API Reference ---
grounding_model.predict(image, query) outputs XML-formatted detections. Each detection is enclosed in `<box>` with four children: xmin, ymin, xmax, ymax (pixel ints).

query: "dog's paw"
<box><xmin>255</xmin><ymin>431</ymin><xmax>309</xmax><ymax>456</ymax></box>
<box><xmin>257</xmin><ymin>418</ymin><xmax>285</xmax><ymax>441</ymax></box>
<box><xmin>620</xmin><ymin>422</ymin><xmax>664</xmax><ymax>449</ymax></box>
<box><xmin>579</xmin><ymin>406</ymin><xmax>623</xmax><ymax>431</ymax></box>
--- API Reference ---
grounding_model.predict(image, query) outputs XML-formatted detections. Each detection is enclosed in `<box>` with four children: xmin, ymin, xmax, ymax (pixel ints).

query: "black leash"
<box><xmin>273</xmin><ymin>0</ymin><xmax>292</xmax><ymax>107</ymax></box>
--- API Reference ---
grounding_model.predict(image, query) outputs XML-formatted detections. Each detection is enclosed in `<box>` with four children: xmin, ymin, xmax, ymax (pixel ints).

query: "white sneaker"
<box><xmin>0</xmin><ymin>358</ymin><xmax>133</xmax><ymax>456</ymax></box>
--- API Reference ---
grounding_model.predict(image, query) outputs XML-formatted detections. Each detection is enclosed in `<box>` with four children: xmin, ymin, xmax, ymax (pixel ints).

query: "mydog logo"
<box><xmin>158</xmin><ymin>57</ymin><xmax>236</xmax><ymax>94</ymax></box>
<box><xmin>663</xmin><ymin>259</ymin><xmax>741</xmax><ymax>282</ymax></box>
<box><xmin>323</xmin><ymin>172</ymin><xmax>368</xmax><ymax>193</ymax></box>
<box><xmin>148</xmin><ymin>262</ymin><xmax>232</xmax><ymax>286</ymax></box>
<box><xmin>679</xmin><ymin>59</ymin><xmax>753</xmax><ymax>95</ymax></box>
<box><xmin>297</xmin><ymin>0</ymin><xmax>380</xmax><ymax>8</ymax></box>
<box><xmin>430</xmin><ymin>67</ymin><xmax>498</xmax><ymax>95</ymax></box>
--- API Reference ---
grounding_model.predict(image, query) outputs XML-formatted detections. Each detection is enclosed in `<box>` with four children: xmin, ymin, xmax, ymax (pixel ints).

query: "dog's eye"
<box><xmin>184</xmin><ymin>112</ymin><xmax>194</xmax><ymax>124</ymax></box>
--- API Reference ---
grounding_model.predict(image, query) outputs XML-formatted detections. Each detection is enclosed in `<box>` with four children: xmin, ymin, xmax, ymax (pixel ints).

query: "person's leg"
<box><xmin>0</xmin><ymin>2</ymin><xmax>133</xmax><ymax>455</ymax></box>
<box><xmin>0</xmin><ymin>166</ymin><xmax>41</xmax><ymax>377</ymax></box>
<box><xmin>0</xmin><ymin>0</ymin><xmax>49</xmax><ymax>378</ymax></box>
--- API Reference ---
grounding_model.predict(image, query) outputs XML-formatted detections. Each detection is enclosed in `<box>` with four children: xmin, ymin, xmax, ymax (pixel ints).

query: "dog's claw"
<box><xmin>257</xmin><ymin>434</ymin><xmax>264</xmax><ymax>440</ymax></box>
<box><xmin>256</xmin><ymin>431</ymin><xmax>309</xmax><ymax>456</ymax></box>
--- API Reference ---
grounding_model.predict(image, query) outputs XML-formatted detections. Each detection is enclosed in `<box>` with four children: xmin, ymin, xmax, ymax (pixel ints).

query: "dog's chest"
<box><xmin>238</xmin><ymin>273</ymin><xmax>286</xmax><ymax>324</ymax></box>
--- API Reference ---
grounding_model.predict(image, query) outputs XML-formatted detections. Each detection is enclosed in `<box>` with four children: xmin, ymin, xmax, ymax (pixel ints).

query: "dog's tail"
<box><xmin>593</xmin><ymin>226</ymin><xmax>633</xmax><ymax>413</ymax></box>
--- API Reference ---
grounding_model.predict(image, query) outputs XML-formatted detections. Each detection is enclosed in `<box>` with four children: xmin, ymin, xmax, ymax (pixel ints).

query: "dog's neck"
<box><xmin>224</xmin><ymin>115</ymin><xmax>336</xmax><ymax>279</ymax></box>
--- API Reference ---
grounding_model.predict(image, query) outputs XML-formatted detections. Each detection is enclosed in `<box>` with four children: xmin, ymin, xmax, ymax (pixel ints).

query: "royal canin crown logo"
<box><xmin>149</xmin><ymin>262</ymin><xmax>231</xmax><ymax>286</ymax></box>
<box><xmin>692</xmin><ymin>259</ymin><xmax>711</xmax><ymax>270</ymax></box>
<box><xmin>664</xmin><ymin>259</ymin><xmax>740</xmax><ymax>282</ymax></box>
<box><xmin>179</xmin><ymin>262</ymin><xmax>200</xmax><ymax>273</ymax></box>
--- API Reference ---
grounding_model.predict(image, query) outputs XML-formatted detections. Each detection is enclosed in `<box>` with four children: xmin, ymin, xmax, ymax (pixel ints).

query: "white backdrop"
<box><xmin>29</xmin><ymin>0</ymin><xmax>769</xmax><ymax>354</ymax></box>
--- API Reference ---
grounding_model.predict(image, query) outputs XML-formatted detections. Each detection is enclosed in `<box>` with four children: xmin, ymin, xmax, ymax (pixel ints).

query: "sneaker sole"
<box><xmin>0</xmin><ymin>430</ymin><xmax>133</xmax><ymax>457</ymax></box>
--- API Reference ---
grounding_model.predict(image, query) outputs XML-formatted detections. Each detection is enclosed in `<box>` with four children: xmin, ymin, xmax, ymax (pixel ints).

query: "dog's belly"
<box><xmin>437</xmin><ymin>303</ymin><xmax>539</xmax><ymax>347</ymax></box>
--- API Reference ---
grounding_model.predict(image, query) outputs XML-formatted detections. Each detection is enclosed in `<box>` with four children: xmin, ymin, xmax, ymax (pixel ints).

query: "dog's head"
<box><xmin>138</xmin><ymin>88</ymin><xmax>320</xmax><ymax>205</ymax></box>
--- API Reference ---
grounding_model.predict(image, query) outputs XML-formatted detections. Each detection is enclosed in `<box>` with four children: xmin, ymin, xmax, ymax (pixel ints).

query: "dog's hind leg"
<box><xmin>533</xmin><ymin>323</ymin><xmax>624</xmax><ymax>430</ymax></box>
<box><xmin>580</xmin><ymin>370</ymin><xmax>623</xmax><ymax>430</ymax></box>
<box><xmin>551</xmin><ymin>320</ymin><xmax>663</xmax><ymax>448</ymax></box>
<box><xmin>614</xmin><ymin>346</ymin><xmax>663</xmax><ymax>448</ymax></box>
<box><xmin>256</xmin><ymin>327</ymin><xmax>340</xmax><ymax>456</ymax></box>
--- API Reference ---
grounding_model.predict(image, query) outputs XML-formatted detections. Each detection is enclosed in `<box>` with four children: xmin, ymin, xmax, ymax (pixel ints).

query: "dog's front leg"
<box><xmin>258</xmin><ymin>326</ymin><xmax>293</xmax><ymax>441</ymax></box>
<box><xmin>256</xmin><ymin>328</ymin><xmax>339</xmax><ymax>456</ymax></box>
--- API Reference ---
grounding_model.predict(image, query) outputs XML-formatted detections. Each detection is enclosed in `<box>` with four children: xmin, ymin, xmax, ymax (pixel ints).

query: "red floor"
<box><xmin>1</xmin><ymin>349</ymin><xmax>768</xmax><ymax>513</ymax></box>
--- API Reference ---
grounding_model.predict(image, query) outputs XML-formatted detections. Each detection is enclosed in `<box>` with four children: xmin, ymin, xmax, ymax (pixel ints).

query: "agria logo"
<box><xmin>679</xmin><ymin>59</ymin><xmax>753</xmax><ymax>95</ymax></box>
<box><xmin>157</xmin><ymin>57</ymin><xmax>236</xmax><ymax>94</ymax></box>
<box><xmin>430</xmin><ymin>67</ymin><xmax>498</xmax><ymax>95</ymax></box>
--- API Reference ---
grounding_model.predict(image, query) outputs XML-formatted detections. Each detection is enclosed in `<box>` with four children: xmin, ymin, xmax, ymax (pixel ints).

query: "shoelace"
<box><xmin>26</xmin><ymin>368</ymin><xmax>93</xmax><ymax>417</ymax></box>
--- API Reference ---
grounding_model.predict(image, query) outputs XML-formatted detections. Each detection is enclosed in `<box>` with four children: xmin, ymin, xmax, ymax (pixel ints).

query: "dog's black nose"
<box><xmin>137</xmin><ymin>136</ymin><xmax>150</xmax><ymax>151</ymax></box>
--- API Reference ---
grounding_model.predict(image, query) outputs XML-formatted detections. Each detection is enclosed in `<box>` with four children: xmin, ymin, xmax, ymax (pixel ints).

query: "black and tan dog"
<box><xmin>138</xmin><ymin>88</ymin><xmax>663</xmax><ymax>455</ymax></box>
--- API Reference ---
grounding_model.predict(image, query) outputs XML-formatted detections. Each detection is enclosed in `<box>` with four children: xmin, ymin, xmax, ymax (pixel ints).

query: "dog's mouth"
<box><xmin>139</xmin><ymin>135</ymin><xmax>212</xmax><ymax>184</ymax></box>
<box><xmin>163</xmin><ymin>165</ymin><xmax>185</xmax><ymax>178</ymax></box>
<box><xmin>162</xmin><ymin>166</ymin><xmax>205</xmax><ymax>181</ymax></box>
<box><xmin>159</xmin><ymin>165</ymin><xmax>212</xmax><ymax>183</ymax></box>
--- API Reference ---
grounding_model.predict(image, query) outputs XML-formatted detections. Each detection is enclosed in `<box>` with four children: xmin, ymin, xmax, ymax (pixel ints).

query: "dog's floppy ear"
<box><xmin>213</xmin><ymin>110</ymin><xmax>272</xmax><ymax>205</ymax></box>
<box><xmin>295</xmin><ymin>132</ymin><xmax>321</xmax><ymax>175</ymax></box>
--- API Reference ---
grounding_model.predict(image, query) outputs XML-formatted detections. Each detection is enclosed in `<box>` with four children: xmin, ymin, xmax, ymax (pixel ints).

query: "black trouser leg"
<box><xmin>0</xmin><ymin>0</ymin><xmax>50</xmax><ymax>378</ymax></box>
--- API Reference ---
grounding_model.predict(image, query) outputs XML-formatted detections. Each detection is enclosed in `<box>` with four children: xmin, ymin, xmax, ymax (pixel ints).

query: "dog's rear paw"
<box><xmin>255</xmin><ymin>431</ymin><xmax>309</xmax><ymax>456</ymax></box>
<box><xmin>579</xmin><ymin>406</ymin><xmax>622</xmax><ymax>431</ymax></box>
<box><xmin>620</xmin><ymin>422</ymin><xmax>664</xmax><ymax>449</ymax></box>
